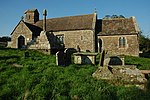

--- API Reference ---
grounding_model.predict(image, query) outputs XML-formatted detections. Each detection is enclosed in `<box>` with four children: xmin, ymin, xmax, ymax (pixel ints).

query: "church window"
<box><xmin>56</xmin><ymin>35</ymin><xmax>64</xmax><ymax>44</ymax></box>
<box><xmin>81</xmin><ymin>36</ymin><xmax>83</xmax><ymax>40</ymax></box>
<box><xmin>28</xmin><ymin>15</ymin><xmax>30</xmax><ymax>19</ymax></box>
<box><xmin>119</xmin><ymin>37</ymin><xmax>126</xmax><ymax>48</ymax></box>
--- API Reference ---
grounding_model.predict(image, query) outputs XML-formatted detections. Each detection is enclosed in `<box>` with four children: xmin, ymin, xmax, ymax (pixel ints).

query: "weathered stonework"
<box><xmin>74</xmin><ymin>52</ymin><xmax>98</xmax><ymax>64</ymax></box>
<box><xmin>50</xmin><ymin>30</ymin><xmax>95</xmax><ymax>52</ymax></box>
<box><xmin>9</xmin><ymin>9</ymin><xmax>140</xmax><ymax>56</ymax></box>
<box><xmin>98</xmin><ymin>35</ymin><xmax>139</xmax><ymax>56</ymax></box>
<box><xmin>97</xmin><ymin>17</ymin><xmax>139</xmax><ymax>56</ymax></box>
<box><xmin>24</xmin><ymin>9</ymin><xmax>39</xmax><ymax>24</ymax></box>
<box><xmin>10</xmin><ymin>21</ymin><xmax>33</xmax><ymax>48</ymax></box>
<box><xmin>28</xmin><ymin>31</ymin><xmax>50</xmax><ymax>49</ymax></box>
<box><xmin>93</xmin><ymin>50</ymin><xmax>147</xmax><ymax>89</ymax></box>
<box><xmin>103</xmin><ymin>55</ymin><xmax>125</xmax><ymax>66</ymax></box>
<box><xmin>92</xmin><ymin>65</ymin><xmax>147</xmax><ymax>89</ymax></box>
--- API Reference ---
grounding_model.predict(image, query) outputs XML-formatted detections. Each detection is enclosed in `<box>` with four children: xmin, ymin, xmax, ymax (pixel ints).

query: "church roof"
<box><xmin>98</xmin><ymin>16</ymin><xmax>140</xmax><ymax>35</ymax></box>
<box><xmin>24</xmin><ymin>22</ymin><xmax>42</xmax><ymax>36</ymax></box>
<box><xmin>10</xmin><ymin>20</ymin><xmax>42</xmax><ymax>36</ymax></box>
<box><xmin>24</xmin><ymin>9</ymin><xmax>39</xmax><ymax>14</ymax></box>
<box><xmin>35</xmin><ymin>13</ymin><xmax>96</xmax><ymax>31</ymax></box>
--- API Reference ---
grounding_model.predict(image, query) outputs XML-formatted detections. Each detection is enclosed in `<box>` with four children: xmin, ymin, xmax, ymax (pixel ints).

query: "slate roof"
<box><xmin>11</xmin><ymin>11</ymin><xmax>140</xmax><ymax>36</ymax></box>
<box><xmin>24</xmin><ymin>9</ymin><xmax>39</xmax><ymax>14</ymax></box>
<box><xmin>24</xmin><ymin>22</ymin><xmax>42</xmax><ymax>36</ymax></box>
<box><xmin>35</xmin><ymin>13</ymin><xmax>96</xmax><ymax>31</ymax></box>
<box><xmin>10</xmin><ymin>20</ymin><xmax>42</xmax><ymax>36</ymax></box>
<box><xmin>98</xmin><ymin>16</ymin><xmax>140</xmax><ymax>35</ymax></box>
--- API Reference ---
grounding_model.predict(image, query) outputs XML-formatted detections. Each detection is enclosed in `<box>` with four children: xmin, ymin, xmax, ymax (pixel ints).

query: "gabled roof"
<box><xmin>11</xmin><ymin>20</ymin><xmax>42</xmax><ymax>36</ymax></box>
<box><xmin>24</xmin><ymin>9</ymin><xmax>39</xmax><ymax>14</ymax></box>
<box><xmin>98</xmin><ymin>16</ymin><xmax>140</xmax><ymax>35</ymax></box>
<box><xmin>10</xmin><ymin>20</ymin><xmax>29</xmax><ymax>35</ymax></box>
<box><xmin>24</xmin><ymin>22</ymin><xmax>42</xmax><ymax>36</ymax></box>
<box><xmin>36</xmin><ymin>13</ymin><xmax>96</xmax><ymax>31</ymax></box>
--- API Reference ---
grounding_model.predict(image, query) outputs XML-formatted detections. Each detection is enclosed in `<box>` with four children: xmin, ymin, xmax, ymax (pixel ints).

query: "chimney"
<box><xmin>43</xmin><ymin>9</ymin><xmax>47</xmax><ymax>31</ymax></box>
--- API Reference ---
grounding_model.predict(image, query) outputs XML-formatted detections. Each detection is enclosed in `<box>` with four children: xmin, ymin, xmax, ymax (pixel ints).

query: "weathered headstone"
<box><xmin>56</xmin><ymin>51</ymin><xmax>65</xmax><ymax>66</ymax></box>
<box><xmin>64</xmin><ymin>48</ymin><xmax>72</xmax><ymax>66</ymax></box>
<box><xmin>103</xmin><ymin>55</ymin><xmax>125</xmax><ymax>66</ymax></box>
<box><xmin>92</xmin><ymin>65</ymin><xmax>147</xmax><ymax>89</ymax></box>
<box><xmin>74</xmin><ymin>53</ymin><xmax>98</xmax><ymax>65</ymax></box>
<box><xmin>24</xmin><ymin>52</ymin><xmax>29</xmax><ymax>58</ymax></box>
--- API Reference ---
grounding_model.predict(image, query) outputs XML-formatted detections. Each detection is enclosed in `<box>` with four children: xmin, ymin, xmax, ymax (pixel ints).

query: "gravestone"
<box><xmin>92</xmin><ymin>65</ymin><xmax>147</xmax><ymax>89</ymax></box>
<box><xmin>74</xmin><ymin>53</ymin><xmax>98</xmax><ymax>64</ymax></box>
<box><xmin>56</xmin><ymin>51</ymin><xmax>65</xmax><ymax>66</ymax></box>
<box><xmin>99</xmin><ymin>50</ymin><xmax>105</xmax><ymax>66</ymax></box>
<box><xmin>64</xmin><ymin>48</ymin><xmax>72</xmax><ymax>66</ymax></box>
<box><xmin>93</xmin><ymin>52</ymin><xmax>147</xmax><ymax>89</ymax></box>
<box><xmin>103</xmin><ymin>55</ymin><xmax>125</xmax><ymax>66</ymax></box>
<box><xmin>24</xmin><ymin>52</ymin><xmax>29</xmax><ymax>58</ymax></box>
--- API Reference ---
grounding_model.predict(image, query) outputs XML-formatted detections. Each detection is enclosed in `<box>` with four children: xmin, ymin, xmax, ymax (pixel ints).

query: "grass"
<box><xmin>0</xmin><ymin>48</ymin><xmax>150</xmax><ymax>100</ymax></box>
<box><xmin>125</xmin><ymin>56</ymin><xmax>150</xmax><ymax>70</ymax></box>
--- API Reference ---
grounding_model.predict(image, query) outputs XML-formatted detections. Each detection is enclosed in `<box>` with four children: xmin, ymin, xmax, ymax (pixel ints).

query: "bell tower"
<box><xmin>24</xmin><ymin>9</ymin><xmax>39</xmax><ymax>24</ymax></box>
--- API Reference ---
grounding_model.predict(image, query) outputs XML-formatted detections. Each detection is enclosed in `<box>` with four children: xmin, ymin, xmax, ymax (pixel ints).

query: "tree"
<box><xmin>111</xmin><ymin>15</ymin><xmax>118</xmax><ymax>18</ymax></box>
<box><xmin>119</xmin><ymin>15</ymin><xmax>125</xmax><ymax>18</ymax></box>
<box><xmin>103</xmin><ymin>15</ymin><xmax>125</xmax><ymax>19</ymax></box>
<box><xmin>139</xmin><ymin>32</ymin><xmax>150</xmax><ymax>52</ymax></box>
<box><xmin>103</xmin><ymin>15</ymin><xmax>111</xmax><ymax>19</ymax></box>
<box><xmin>0</xmin><ymin>36</ymin><xmax>11</xmax><ymax>42</ymax></box>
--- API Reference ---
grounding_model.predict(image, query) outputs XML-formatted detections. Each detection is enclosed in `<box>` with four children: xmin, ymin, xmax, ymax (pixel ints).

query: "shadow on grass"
<box><xmin>140</xmin><ymin>52</ymin><xmax>150</xmax><ymax>58</ymax></box>
<box><xmin>0</xmin><ymin>48</ymin><xmax>18</xmax><ymax>50</ymax></box>
<box><xmin>0</xmin><ymin>55</ymin><xmax>20</xmax><ymax>60</ymax></box>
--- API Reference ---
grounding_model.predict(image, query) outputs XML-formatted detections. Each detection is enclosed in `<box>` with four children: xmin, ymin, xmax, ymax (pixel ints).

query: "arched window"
<box><xmin>28</xmin><ymin>15</ymin><xmax>30</xmax><ymax>19</ymax></box>
<box><xmin>119</xmin><ymin>37</ymin><xmax>126</xmax><ymax>48</ymax></box>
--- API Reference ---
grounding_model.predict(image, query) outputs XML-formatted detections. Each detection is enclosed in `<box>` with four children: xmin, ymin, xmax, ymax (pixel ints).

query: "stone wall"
<box><xmin>98</xmin><ymin>34</ymin><xmax>139</xmax><ymax>56</ymax></box>
<box><xmin>27</xmin><ymin>31</ymin><xmax>51</xmax><ymax>54</ymax></box>
<box><xmin>50</xmin><ymin>30</ymin><xmax>95</xmax><ymax>52</ymax></box>
<box><xmin>74</xmin><ymin>53</ymin><xmax>98</xmax><ymax>64</ymax></box>
<box><xmin>92</xmin><ymin>65</ymin><xmax>147</xmax><ymax>89</ymax></box>
<box><xmin>11</xmin><ymin>21</ymin><xmax>33</xmax><ymax>48</ymax></box>
<box><xmin>28</xmin><ymin>31</ymin><xmax>50</xmax><ymax>49</ymax></box>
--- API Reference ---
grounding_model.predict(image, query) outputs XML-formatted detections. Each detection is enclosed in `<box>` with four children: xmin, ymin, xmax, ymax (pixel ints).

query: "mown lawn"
<box><xmin>0</xmin><ymin>48</ymin><xmax>150</xmax><ymax>100</ymax></box>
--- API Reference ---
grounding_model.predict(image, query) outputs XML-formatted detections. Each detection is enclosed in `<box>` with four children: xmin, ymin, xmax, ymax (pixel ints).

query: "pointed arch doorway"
<box><xmin>18</xmin><ymin>36</ymin><xmax>25</xmax><ymax>48</ymax></box>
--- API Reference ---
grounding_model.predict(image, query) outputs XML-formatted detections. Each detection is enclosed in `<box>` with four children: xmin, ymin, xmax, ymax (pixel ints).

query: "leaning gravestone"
<box><xmin>64</xmin><ymin>48</ymin><xmax>72</xmax><ymax>66</ymax></box>
<box><xmin>93</xmin><ymin>52</ymin><xmax>147</xmax><ymax>89</ymax></box>
<box><xmin>56</xmin><ymin>51</ymin><xmax>65</xmax><ymax>66</ymax></box>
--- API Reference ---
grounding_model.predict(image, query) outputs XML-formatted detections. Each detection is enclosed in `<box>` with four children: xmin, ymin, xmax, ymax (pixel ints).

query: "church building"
<box><xmin>9</xmin><ymin>9</ymin><xmax>140</xmax><ymax>56</ymax></box>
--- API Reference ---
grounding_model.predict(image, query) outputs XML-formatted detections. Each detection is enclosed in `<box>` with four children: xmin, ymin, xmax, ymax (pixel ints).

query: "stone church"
<box><xmin>9</xmin><ymin>9</ymin><xmax>140</xmax><ymax>56</ymax></box>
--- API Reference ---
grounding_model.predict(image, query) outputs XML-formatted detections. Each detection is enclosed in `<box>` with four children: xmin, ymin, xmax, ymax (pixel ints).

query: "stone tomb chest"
<box><xmin>73</xmin><ymin>53</ymin><xmax>98</xmax><ymax>65</ymax></box>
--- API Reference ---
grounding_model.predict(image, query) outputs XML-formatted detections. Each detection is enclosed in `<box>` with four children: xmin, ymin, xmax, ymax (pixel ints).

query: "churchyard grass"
<box><xmin>0</xmin><ymin>48</ymin><xmax>150</xmax><ymax>99</ymax></box>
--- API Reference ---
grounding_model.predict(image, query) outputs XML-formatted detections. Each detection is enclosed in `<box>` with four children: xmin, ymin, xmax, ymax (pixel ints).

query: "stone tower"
<box><xmin>24</xmin><ymin>9</ymin><xmax>39</xmax><ymax>24</ymax></box>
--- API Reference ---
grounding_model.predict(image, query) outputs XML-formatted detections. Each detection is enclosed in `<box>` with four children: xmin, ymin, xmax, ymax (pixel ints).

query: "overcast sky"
<box><xmin>0</xmin><ymin>0</ymin><xmax>150</xmax><ymax>37</ymax></box>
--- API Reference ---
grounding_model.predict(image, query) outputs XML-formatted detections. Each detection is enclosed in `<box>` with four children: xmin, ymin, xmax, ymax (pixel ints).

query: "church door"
<box><xmin>18</xmin><ymin>36</ymin><xmax>25</xmax><ymax>48</ymax></box>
